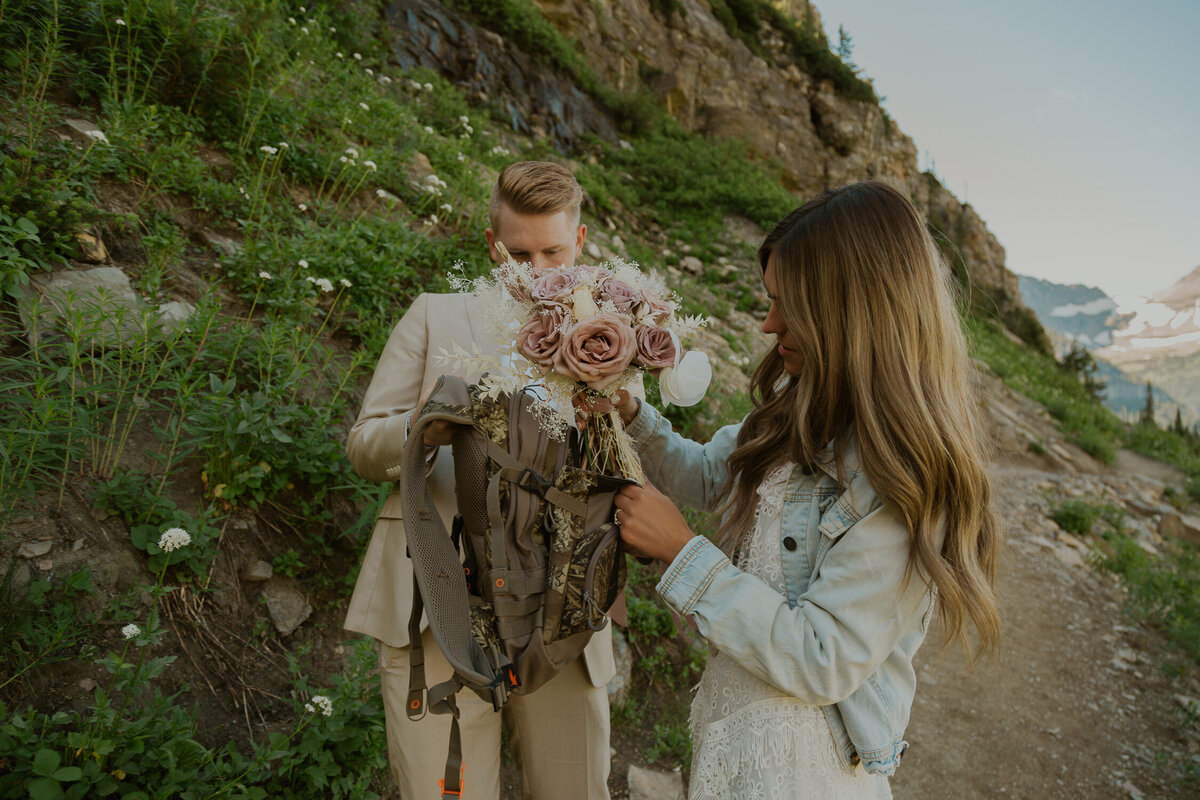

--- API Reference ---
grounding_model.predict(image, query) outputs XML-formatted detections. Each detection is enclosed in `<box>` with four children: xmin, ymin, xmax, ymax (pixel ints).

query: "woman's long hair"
<box><xmin>718</xmin><ymin>180</ymin><xmax>1001</xmax><ymax>657</ymax></box>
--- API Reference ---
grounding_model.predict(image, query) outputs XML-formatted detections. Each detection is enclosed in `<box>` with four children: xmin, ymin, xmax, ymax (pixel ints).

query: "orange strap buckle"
<box><xmin>438</xmin><ymin>764</ymin><xmax>466</xmax><ymax>798</ymax></box>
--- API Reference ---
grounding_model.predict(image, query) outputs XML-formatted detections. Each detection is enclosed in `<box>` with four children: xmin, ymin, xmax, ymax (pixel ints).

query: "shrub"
<box><xmin>1051</xmin><ymin>499</ymin><xmax>1100</xmax><ymax>536</ymax></box>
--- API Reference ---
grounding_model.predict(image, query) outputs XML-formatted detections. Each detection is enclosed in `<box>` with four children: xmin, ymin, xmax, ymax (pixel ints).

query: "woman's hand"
<box><xmin>572</xmin><ymin>389</ymin><xmax>636</xmax><ymax>428</ymax></box>
<box><xmin>614</xmin><ymin>483</ymin><xmax>694</xmax><ymax>565</ymax></box>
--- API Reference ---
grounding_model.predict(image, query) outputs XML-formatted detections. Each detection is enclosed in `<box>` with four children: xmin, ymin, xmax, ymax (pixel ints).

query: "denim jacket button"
<box><xmin>783</xmin><ymin>536</ymin><xmax>798</xmax><ymax>551</ymax></box>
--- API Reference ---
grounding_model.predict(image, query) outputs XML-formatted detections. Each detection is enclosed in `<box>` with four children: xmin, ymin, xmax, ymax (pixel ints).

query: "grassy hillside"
<box><xmin>4</xmin><ymin>0</ymin><xmax>1200</xmax><ymax>795</ymax></box>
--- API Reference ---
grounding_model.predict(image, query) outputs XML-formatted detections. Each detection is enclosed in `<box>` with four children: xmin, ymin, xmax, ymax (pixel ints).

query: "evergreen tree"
<box><xmin>837</xmin><ymin>25</ymin><xmax>854</xmax><ymax>61</ymax></box>
<box><xmin>1173</xmin><ymin>408</ymin><xmax>1186</xmax><ymax>436</ymax></box>
<box><xmin>1140</xmin><ymin>380</ymin><xmax>1156</xmax><ymax>427</ymax></box>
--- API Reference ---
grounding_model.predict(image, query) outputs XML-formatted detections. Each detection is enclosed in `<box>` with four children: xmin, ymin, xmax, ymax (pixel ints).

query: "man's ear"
<box><xmin>574</xmin><ymin>224</ymin><xmax>587</xmax><ymax>259</ymax></box>
<box><xmin>485</xmin><ymin>228</ymin><xmax>500</xmax><ymax>263</ymax></box>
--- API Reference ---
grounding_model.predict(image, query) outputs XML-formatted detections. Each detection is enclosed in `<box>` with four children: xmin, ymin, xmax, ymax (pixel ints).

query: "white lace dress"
<box><xmin>687</xmin><ymin>464</ymin><xmax>893</xmax><ymax>800</ymax></box>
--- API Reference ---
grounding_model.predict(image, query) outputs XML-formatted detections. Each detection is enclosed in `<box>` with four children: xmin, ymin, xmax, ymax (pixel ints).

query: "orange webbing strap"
<box><xmin>406</xmin><ymin>573</ymin><xmax>427</xmax><ymax>720</ymax></box>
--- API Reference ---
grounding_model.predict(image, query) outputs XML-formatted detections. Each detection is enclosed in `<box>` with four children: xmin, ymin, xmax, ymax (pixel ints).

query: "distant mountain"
<box><xmin>1016</xmin><ymin>275</ymin><xmax>1127</xmax><ymax>350</ymax></box>
<box><xmin>1017</xmin><ymin>273</ymin><xmax>1199</xmax><ymax>425</ymax></box>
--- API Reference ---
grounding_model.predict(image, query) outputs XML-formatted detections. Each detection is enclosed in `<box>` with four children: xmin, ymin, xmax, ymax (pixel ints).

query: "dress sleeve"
<box><xmin>656</xmin><ymin>506</ymin><xmax>932</xmax><ymax>707</ymax></box>
<box><xmin>345</xmin><ymin>293</ymin><xmax>431</xmax><ymax>482</ymax></box>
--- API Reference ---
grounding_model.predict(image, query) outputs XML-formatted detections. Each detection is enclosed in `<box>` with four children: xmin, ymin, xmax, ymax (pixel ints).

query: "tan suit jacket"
<box><xmin>344</xmin><ymin>292</ymin><xmax>621</xmax><ymax>686</ymax></box>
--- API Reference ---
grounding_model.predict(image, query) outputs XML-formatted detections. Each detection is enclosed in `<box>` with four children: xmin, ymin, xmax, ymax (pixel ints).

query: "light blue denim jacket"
<box><xmin>625</xmin><ymin>402</ymin><xmax>940</xmax><ymax>776</ymax></box>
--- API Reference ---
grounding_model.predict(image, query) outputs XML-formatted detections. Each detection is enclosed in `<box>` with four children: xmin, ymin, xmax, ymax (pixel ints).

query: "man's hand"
<box><xmin>422</xmin><ymin>419</ymin><xmax>458</xmax><ymax>449</ymax></box>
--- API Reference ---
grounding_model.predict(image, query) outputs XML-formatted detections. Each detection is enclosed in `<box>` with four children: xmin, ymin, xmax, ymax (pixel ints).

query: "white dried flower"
<box><xmin>315</xmin><ymin>278</ymin><xmax>334</xmax><ymax>293</ymax></box>
<box><xmin>363</xmin><ymin>160</ymin><xmax>376</xmax><ymax>171</ymax></box>
<box><xmin>122</xmin><ymin>624</ymin><xmax>141</xmax><ymax>639</ymax></box>
<box><xmin>157</xmin><ymin>527</ymin><xmax>191</xmax><ymax>552</ymax></box>
<box><xmin>115</xmin><ymin>18</ymin><xmax>126</xmax><ymax>26</ymax></box>
<box><xmin>312</xmin><ymin>695</ymin><xmax>333</xmax><ymax>716</ymax></box>
<box><xmin>358</xmin><ymin>102</ymin><xmax>369</xmax><ymax>112</ymax></box>
<box><xmin>339</xmin><ymin>278</ymin><xmax>352</xmax><ymax>288</ymax></box>
<box><xmin>260</xmin><ymin>145</ymin><xmax>278</xmax><ymax>155</ymax></box>
<box><xmin>258</xmin><ymin>271</ymin><xmax>272</xmax><ymax>280</ymax></box>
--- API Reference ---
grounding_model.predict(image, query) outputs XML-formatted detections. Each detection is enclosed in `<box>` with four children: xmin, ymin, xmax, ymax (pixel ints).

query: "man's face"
<box><xmin>486</xmin><ymin>204</ymin><xmax>586</xmax><ymax>272</ymax></box>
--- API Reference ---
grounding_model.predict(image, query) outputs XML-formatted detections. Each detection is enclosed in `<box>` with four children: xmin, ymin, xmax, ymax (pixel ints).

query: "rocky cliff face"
<box><xmin>385</xmin><ymin>0</ymin><xmax>1028</xmax><ymax>328</ymax></box>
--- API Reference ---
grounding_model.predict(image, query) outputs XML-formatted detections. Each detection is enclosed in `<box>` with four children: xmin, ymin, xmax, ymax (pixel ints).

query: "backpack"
<box><xmin>400</xmin><ymin>374</ymin><xmax>633</xmax><ymax>797</ymax></box>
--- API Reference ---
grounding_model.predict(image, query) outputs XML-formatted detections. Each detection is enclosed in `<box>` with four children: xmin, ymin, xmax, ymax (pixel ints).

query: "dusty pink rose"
<box><xmin>638</xmin><ymin>289</ymin><xmax>675</xmax><ymax>324</ymax></box>
<box><xmin>532</xmin><ymin>270</ymin><xmax>578</xmax><ymax>303</ymax></box>
<box><xmin>553</xmin><ymin>313</ymin><xmax>637</xmax><ymax>390</ymax></box>
<box><xmin>516</xmin><ymin>305</ymin><xmax>568</xmax><ymax>369</ymax></box>
<box><xmin>599</xmin><ymin>279</ymin><xmax>640</xmax><ymax>314</ymax></box>
<box><xmin>634</xmin><ymin>324</ymin><xmax>677</xmax><ymax>369</ymax></box>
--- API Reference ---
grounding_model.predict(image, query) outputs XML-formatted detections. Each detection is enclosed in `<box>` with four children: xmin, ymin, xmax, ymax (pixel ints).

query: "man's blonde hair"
<box><xmin>489</xmin><ymin>161</ymin><xmax>583</xmax><ymax>230</ymax></box>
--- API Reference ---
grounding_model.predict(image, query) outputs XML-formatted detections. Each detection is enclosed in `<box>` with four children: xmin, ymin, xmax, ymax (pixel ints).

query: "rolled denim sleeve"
<box><xmin>624</xmin><ymin>401</ymin><xmax>741</xmax><ymax>512</ymax></box>
<box><xmin>657</xmin><ymin>506</ymin><xmax>933</xmax><ymax>707</ymax></box>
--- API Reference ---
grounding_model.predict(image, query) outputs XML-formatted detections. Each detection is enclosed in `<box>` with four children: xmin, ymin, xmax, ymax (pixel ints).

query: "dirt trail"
<box><xmin>892</xmin><ymin>458</ymin><xmax>1199</xmax><ymax>800</ymax></box>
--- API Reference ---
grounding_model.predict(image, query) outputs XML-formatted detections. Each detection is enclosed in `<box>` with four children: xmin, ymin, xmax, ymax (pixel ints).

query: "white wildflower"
<box><xmin>342</xmin><ymin>117</ymin><xmax>351</xmax><ymax>125</ymax></box>
<box><xmin>306</xmin><ymin>275</ymin><xmax>317</xmax><ymax>284</ymax></box>
<box><xmin>298</xmin><ymin>203</ymin><xmax>307</xmax><ymax>211</ymax></box>
<box><xmin>425</xmin><ymin>214</ymin><xmax>439</xmax><ymax>226</ymax></box>
<box><xmin>157</xmin><ymin>527</ymin><xmax>191</xmax><ymax>552</ymax></box>
<box><xmin>358</xmin><ymin>102</ymin><xmax>369</xmax><ymax>112</ymax></box>
<box><xmin>298</xmin><ymin>259</ymin><xmax>309</xmax><ymax>268</ymax></box>
<box><xmin>312</xmin><ymin>695</ymin><xmax>334</xmax><ymax>716</ymax></box>
<box><xmin>423</xmin><ymin>126</ymin><xmax>433</xmax><ymax>134</ymax></box>
<box><xmin>423</xmin><ymin>82</ymin><xmax>432</xmax><ymax>91</ymax></box>
<box><xmin>258</xmin><ymin>271</ymin><xmax>272</xmax><ymax>280</ymax></box>
<box><xmin>122</xmin><ymin>624</ymin><xmax>141</xmax><ymax>639</ymax></box>
<box><xmin>339</xmin><ymin>278</ymin><xmax>352</xmax><ymax>288</ymax></box>
<box><xmin>439</xmin><ymin>203</ymin><xmax>452</xmax><ymax>213</ymax></box>
<box><xmin>304</xmin><ymin>703</ymin><xmax>315</xmax><ymax>714</ymax></box>
<box><xmin>84</xmin><ymin>129</ymin><xmax>109</xmax><ymax>144</ymax></box>
<box><xmin>260</xmin><ymin>145</ymin><xmax>278</xmax><ymax>155</ymax></box>
<box><xmin>315</xmin><ymin>278</ymin><xmax>334</xmax><ymax>293</ymax></box>
<box><xmin>345</xmin><ymin>147</ymin><xmax>359</xmax><ymax>158</ymax></box>
<box><xmin>288</xmin><ymin>16</ymin><xmax>296</xmax><ymax>24</ymax></box>
<box><xmin>329</xmin><ymin>26</ymin><xmax>336</xmax><ymax>33</ymax></box>
<box><xmin>408</xmin><ymin>79</ymin><xmax>422</xmax><ymax>90</ymax></box>
<box><xmin>363</xmin><ymin>160</ymin><xmax>377</xmax><ymax>171</ymax></box>
<box><xmin>278</xmin><ymin>141</ymin><xmax>289</xmax><ymax>149</ymax></box>
<box><xmin>352</xmin><ymin>52</ymin><xmax>362</xmax><ymax>60</ymax></box>
<box><xmin>456</xmin><ymin>151</ymin><xmax>465</xmax><ymax>162</ymax></box>
<box><xmin>299</xmin><ymin>5</ymin><xmax>306</xmax><ymax>11</ymax></box>
<box><xmin>339</xmin><ymin>155</ymin><xmax>348</xmax><ymax>163</ymax></box>
<box><xmin>375</xmin><ymin>188</ymin><xmax>389</xmax><ymax>199</ymax></box>
<box><xmin>458</xmin><ymin>115</ymin><xmax>469</xmax><ymax>124</ymax></box>
<box><xmin>379</xmin><ymin>75</ymin><xmax>392</xmax><ymax>85</ymax></box>
<box><xmin>335</xmin><ymin>52</ymin><xmax>344</xmax><ymax>59</ymax></box>
<box><xmin>300</xmin><ymin>26</ymin><xmax>308</xmax><ymax>34</ymax></box>
<box><xmin>115</xmin><ymin>18</ymin><xmax>126</xmax><ymax>26</ymax></box>
<box><xmin>365</xmin><ymin>68</ymin><xmax>374</xmax><ymax>76</ymax></box>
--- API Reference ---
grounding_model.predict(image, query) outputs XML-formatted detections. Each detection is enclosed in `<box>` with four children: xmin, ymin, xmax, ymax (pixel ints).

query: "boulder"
<box><xmin>262</xmin><ymin>578</ymin><xmax>312</xmax><ymax>636</ymax></box>
<box><xmin>607</xmin><ymin>627</ymin><xmax>633</xmax><ymax>709</ymax></box>
<box><xmin>627</xmin><ymin>764</ymin><xmax>684</xmax><ymax>800</ymax></box>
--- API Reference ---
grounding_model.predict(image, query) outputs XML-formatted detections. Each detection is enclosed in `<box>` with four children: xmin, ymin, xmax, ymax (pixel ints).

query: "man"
<box><xmin>344</xmin><ymin>162</ymin><xmax>614</xmax><ymax>799</ymax></box>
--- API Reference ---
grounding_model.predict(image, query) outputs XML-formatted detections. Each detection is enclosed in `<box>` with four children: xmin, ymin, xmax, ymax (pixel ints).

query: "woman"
<box><xmin>612</xmin><ymin>180</ymin><xmax>1001</xmax><ymax>798</ymax></box>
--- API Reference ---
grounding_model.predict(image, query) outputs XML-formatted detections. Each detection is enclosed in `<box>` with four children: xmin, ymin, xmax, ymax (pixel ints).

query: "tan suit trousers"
<box><xmin>380</xmin><ymin>629</ymin><xmax>611</xmax><ymax>800</ymax></box>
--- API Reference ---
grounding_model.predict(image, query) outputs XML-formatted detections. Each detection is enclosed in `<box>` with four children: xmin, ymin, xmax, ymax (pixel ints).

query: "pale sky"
<box><xmin>817</xmin><ymin>0</ymin><xmax>1200</xmax><ymax>302</ymax></box>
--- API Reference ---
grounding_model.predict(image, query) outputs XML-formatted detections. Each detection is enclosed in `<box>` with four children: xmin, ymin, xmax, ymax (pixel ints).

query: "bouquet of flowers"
<box><xmin>440</xmin><ymin>246</ymin><xmax>712</xmax><ymax>481</ymax></box>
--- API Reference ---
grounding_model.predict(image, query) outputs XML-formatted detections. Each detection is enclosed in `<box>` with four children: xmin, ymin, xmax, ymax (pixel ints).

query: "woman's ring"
<box><xmin>613</xmin><ymin>507</ymin><xmax>622</xmax><ymax>527</ymax></box>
